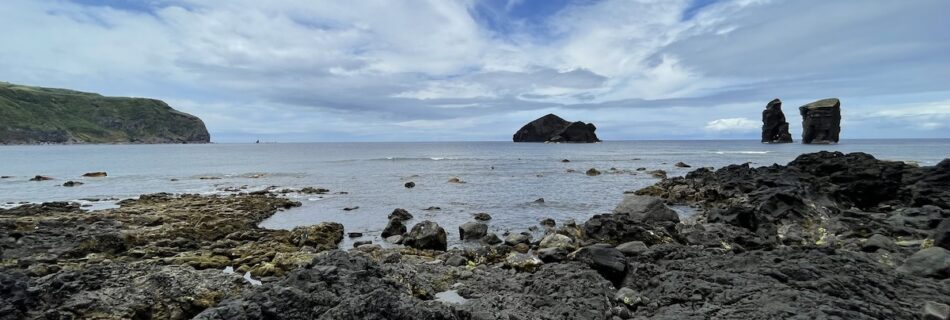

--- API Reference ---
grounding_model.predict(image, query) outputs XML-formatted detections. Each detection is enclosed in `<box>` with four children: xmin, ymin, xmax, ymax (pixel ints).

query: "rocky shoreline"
<box><xmin>3</xmin><ymin>152</ymin><xmax>949</xmax><ymax>319</ymax></box>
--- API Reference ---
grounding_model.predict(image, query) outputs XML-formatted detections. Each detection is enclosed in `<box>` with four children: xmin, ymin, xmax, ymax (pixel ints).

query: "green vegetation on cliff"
<box><xmin>0</xmin><ymin>82</ymin><xmax>210</xmax><ymax>144</ymax></box>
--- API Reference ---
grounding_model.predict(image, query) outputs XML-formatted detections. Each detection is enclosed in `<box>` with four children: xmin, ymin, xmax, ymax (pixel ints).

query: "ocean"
<box><xmin>2</xmin><ymin>139</ymin><xmax>948</xmax><ymax>246</ymax></box>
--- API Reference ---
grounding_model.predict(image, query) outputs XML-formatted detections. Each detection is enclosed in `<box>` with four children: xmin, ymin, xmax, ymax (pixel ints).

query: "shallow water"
<box><xmin>2</xmin><ymin>139</ymin><xmax>948</xmax><ymax>247</ymax></box>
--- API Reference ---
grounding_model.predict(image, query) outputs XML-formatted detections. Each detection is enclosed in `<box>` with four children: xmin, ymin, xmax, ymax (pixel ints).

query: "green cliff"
<box><xmin>0</xmin><ymin>82</ymin><xmax>210</xmax><ymax>144</ymax></box>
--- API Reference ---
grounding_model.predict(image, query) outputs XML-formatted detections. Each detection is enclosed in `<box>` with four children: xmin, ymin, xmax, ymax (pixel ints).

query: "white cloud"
<box><xmin>705</xmin><ymin>118</ymin><xmax>760</xmax><ymax>132</ymax></box>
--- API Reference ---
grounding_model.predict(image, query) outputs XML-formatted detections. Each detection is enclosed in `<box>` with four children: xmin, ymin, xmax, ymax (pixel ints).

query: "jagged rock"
<box><xmin>800</xmin><ymin>98</ymin><xmax>841</xmax><ymax>144</ymax></box>
<box><xmin>459</xmin><ymin>221</ymin><xmax>488</xmax><ymax>241</ymax></box>
<box><xmin>761</xmin><ymin>98</ymin><xmax>793</xmax><ymax>143</ymax></box>
<box><xmin>898</xmin><ymin>247</ymin><xmax>950</xmax><ymax>279</ymax></box>
<box><xmin>382</xmin><ymin>219</ymin><xmax>407</xmax><ymax>238</ymax></box>
<box><xmin>613</xmin><ymin>194</ymin><xmax>679</xmax><ymax>224</ymax></box>
<box><xmin>388</xmin><ymin>208</ymin><xmax>413</xmax><ymax>221</ymax></box>
<box><xmin>512</xmin><ymin>114</ymin><xmax>600</xmax><ymax>143</ymax></box>
<box><xmin>403</xmin><ymin>221</ymin><xmax>447</xmax><ymax>251</ymax></box>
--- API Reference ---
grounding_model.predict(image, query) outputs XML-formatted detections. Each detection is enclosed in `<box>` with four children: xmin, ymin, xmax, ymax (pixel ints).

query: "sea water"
<box><xmin>1</xmin><ymin>139</ymin><xmax>948</xmax><ymax>246</ymax></box>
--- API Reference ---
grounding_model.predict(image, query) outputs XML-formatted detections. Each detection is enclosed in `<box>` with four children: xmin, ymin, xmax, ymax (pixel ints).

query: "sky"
<box><xmin>1</xmin><ymin>0</ymin><xmax>949</xmax><ymax>142</ymax></box>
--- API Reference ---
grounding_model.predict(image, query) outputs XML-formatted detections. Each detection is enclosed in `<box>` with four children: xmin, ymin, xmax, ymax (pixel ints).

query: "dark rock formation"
<box><xmin>403</xmin><ymin>221</ymin><xmax>448</xmax><ymax>251</ymax></box>
<box><xmin>761</xmin><ymin>98</ymin><xmax>793</xmax><ymax>143</ymax></box>
<box><xmin>512</xmin><ymin>114</ymin><xmax>600</xmax><ymax>143</ymax></box>
<box><xmin>458</xmin><ymin>221</ymin><xmax>488</xmax><ymax>241</ymax></box>
<box><xmin>800</xmin><ymin>98</ymin><xmax>841</xmax><ymax>144</ymax></box>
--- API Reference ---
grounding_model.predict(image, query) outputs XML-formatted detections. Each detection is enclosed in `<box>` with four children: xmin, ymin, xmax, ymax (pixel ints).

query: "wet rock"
<box><xmin>582</xmin><ymin>213</ymin><xmax>671</xmax><ymax>246</ymax></box>
<box><xmin>342</xmin><ymin>206</ymin><xmax>359</xmax><ymax>211</ymax></box>
<box><xmin>570</xmin><ymin>245</ymin><xmax>627</xmax><ymax>286</ymax></box>
<box><xmin>898</xmin><ymin>247</ymin><xmax>950</xmax><ymax>279</ymax></box>
<box><xmin>615</xmin><ymin>241</ymin><xmax>649</xmax><ymax>256</ymax></box>
<box><xmin>423</xmin><ymin>206</ymin><xmax>441</xmax><ymax>211</ymax></box>
<box><xmin>586</xmin><ymin>168</ymin><xmax>601</xmax><ymax>176</ymax></box>
<box><xmin>353</xmin><ymin>240</ymin><xmax>372</xmax><ymax>248</ymax></box>
<box><xmin>800</xmin><ymin>98</ymin><xmax>841</xmax><ymax>144</ymax></box>
<box><xmin>647</xmin><ymin>170</ymin><xmax>667</xmax><ymax>179</ymax></box>
<box><xmin>561</xmin><ymin>159</ymin><xmax>570</xmax><ymax>163</ymax></box>
<box><xmin>504</xmin><ymin>233</ymin><xmax>532</xmax><ymax>246</ymax></box>
<box><xmin>923</xmin><ymin>301</ymin><xmax>950</xmax><ymax>320</ymax></box>
<box><xmin>403</xmin><ymin>220</ymin><xmax>448</xmax><ymax>251</ymax></box>
<box><xmin>513</xmin><ymin>113</ymin><xmax>600</xmax><ymax>143</ymax></box>
<box><xmin>636</xmin><ymin>167</ymin><xmax>646</xmax><ymax>171</ymax></box>
<box><xmin>539</xmin><ymin>218</ymin><xmax>555</xmax><ymax>227</ymax></box>
<box><xmin>459</xmin><ymin>221</ymin><xmax>488</xmax><ymax>241</ymax></box>
<box><xmin>505</xmin><ymin>253</ymin><xmax>544</xmax><ymax>272</ymax></box>
<box><xmin>761</xmin><ymin>98</ymin><xmax>794</xmax><ymax>143</ymax></box>
<box><xmin>481</xmin><ymin>233</ymin><xmax>503</xmax><ymax>245</ymax></box>
<box><xmin>299</xmin><ymin>187</ymin><xmax>330</xmax><ymax>194</ymax></box>
<box><xmin>534</xmin><ymin>197</ymin><xmax>546</xmax><ymax>203</ymax></box>
<box><xmin>381</xmin><ymin>219</ymin><xmax>407</xmax><ymax>238</ymax></box>
<box><xmin>404</xmin><ymin>181</ymin><xmax>415</xmax><ymax>189</ymax></box>
<box><xmin>674</xmin><ymin>162</ymin><xmax>691</xmax><ymax>168</ymax></box>
<box><xmin>444</xmin><ymin>254</ymin><xmax>468</xmax><ymax>267</ymax></box>
<box><xmin>447</xmin><ymin>177</ymin><xmax>465</xmax><ymax>183</ymax></box>
<box><xmin>290</xmin><ymin>223</ymin><xmax>344</xmax><ymax>251</ymax></box>
<box><xmin>473</xmin><ymin>212</ymin><xmax>492</xmax><ymax>221</ymax></box>
<box><xmin>0</xmin><ymin>175</ymin><xmax>12</xmax><ymax>178</ymax></box>
<box><xmin>82</xmin><ymin>172</ymin><xmax>108</xmax><ymax>177</ymax></box>
<box><xmin>347</xmin><ymin>232</ymin><xmax>363</xmax><ymax>238</ymax></box>
<box><xmin>29</xmin><ymin>175</ymin><xmax>53</xmax><ymax>181</ymax></box>
<box><xmin>385</xmin><ymin>235</ymin><xmax>404</xmax><ymax>244</ymax></box>
<box><xmin>62</xmin><ymin>181</ymin><xmax>84</xmax><ymax>187</ymax></box>
<box><xmin>614</xmin><ymin>287</ymin><xmax>644</xmax><ymax>307</ymax></box>
<box><xmin>539</xmin><ymin>234</ymin><xmax>576</xmax><ymax>251</ymax></box>
<box><xmin>388</xmin><ymin>208</ymin><xmax>413</xmax><ymax>221</ymax></box>
<box><xmin>613</xmin><ymin>194</ymin><xmax>679</xmax><ymax>224</ymax></box>
<box><xmin>513</xmin><ymin>243</ymin><xmax>530</xmax><ymax>253</ymax></box>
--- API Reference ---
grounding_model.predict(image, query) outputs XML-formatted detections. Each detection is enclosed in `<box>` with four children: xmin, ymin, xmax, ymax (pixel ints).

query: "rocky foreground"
<box><xmin>3</xmin><ymin>152</ymin><xmax>950</xmax><ymax>319</ymax></box>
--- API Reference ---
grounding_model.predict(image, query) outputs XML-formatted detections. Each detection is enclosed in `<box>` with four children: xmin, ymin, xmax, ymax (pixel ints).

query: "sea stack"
<box><xmin>513</xmin><ymin>114</ymin><xmax>600</xmax><ymax>143</ymax></box>
<box><xmin>800</xmin><ymin>98</ymin><xmax>841</xmax><ymax>144</ymax></box>
<box><xmin>761</xmin><ymin>98</ymin><xmax>793</xmax><ymax>143</ymax></box>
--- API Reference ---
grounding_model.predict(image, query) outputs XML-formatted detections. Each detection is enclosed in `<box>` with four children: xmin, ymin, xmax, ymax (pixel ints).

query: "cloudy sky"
<box><xmin>2</xmin><ymin>0</ymin><xmax>949</xmax><ymax>142</ymax></box>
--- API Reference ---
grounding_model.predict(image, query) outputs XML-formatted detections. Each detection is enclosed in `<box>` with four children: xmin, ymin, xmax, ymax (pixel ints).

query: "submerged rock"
<box><xmin>82</xmin><ymin>172</ymin><xmax>108</xmax><ymax>177</ymax></box>
<box><xmin>62</xmin><ymin>181</ymin><xmax>83</xmax><ymax>187</ymax></box>
<box><xmin>761</xmin><ymin>98</ymin><xmax>793</xmax><ymax>143</ymax></box>
<box><xmin>512</xmin><ymin>114</ymin><xmax>600</xmax><ymax>143</ymax></box>
<box><xmin>29</xmin><ymin>175</ymin><xmax>53</xmax><ymax>181</ymax></box>
<box><xmin>800</xmin><ymin>98</ymin><xmax>841</xmax><ymax>144</ymax></box>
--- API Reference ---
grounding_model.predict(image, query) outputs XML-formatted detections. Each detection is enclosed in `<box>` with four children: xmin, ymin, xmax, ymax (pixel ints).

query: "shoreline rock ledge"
<box><xmin>761</xmin><ymin>98</ymin><xmax>793</xmax><ymax>143</ymax></box>
<box><xmin>800</xmin><ymin>97</ymin><xmax>841</xmax><ymax>144</ymax></box>
<box><xmin>513</xmin><ymin>113</ymin><xmax>600</xmax><ymax>143</ymax></box>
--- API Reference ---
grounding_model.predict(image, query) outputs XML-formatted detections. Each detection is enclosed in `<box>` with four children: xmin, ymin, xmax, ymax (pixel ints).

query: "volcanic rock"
<box><xmin>403</xmin><ymin>220</ymin><xmax>448</xmax><ymax>251</ymax></box>
<box><xmin>512</xmin><ymin>114</ymin><xmax>600</xmax><ymax>143</ymax></box>
<box><xmin>761</xmin><ymin>98</ymin><xmax>793</xmax><ymax>143</ymax></box>
<box><xmin>459</xmin><ymin>221</ymin><xmax>488</xmax><ymax>241</ymax></box>
<box><xmin>800</xmin><ymin>98</ymin><xmax>841</xmax><ymax>144</ymax></box>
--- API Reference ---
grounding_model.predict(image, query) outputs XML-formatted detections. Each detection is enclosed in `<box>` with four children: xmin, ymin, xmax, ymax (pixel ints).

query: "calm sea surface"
<box><xmin>2</xmin><ymin>140</ymin><xmax>948</xmax><ymax>246</ymax></box>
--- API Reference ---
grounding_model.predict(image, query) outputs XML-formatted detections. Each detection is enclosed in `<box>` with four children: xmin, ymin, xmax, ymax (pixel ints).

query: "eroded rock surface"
<box><xmin>761</xmin><ymin>98</ymin><xmax>793</xmax><ymax>143</ymax></box>
<box><xmin>513</xmin><ymin>114</ymin><xmax>600</xmax><ymax>143</ymax></box>
<box><xmin>800</xmin><ymin>98</ymin><xmax>841</xmax><ymax>144</ymax></box>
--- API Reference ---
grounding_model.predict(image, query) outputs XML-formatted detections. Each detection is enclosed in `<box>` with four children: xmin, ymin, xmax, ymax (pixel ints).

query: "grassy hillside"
<box><xmin>0</xmin><ymin>82</ymin><xmax>210</xmax><ymax>144</ymax></box>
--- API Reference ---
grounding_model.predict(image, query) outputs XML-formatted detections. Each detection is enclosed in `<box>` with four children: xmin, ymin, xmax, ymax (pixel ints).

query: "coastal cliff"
<box><xmin>0</xmin><ymin>82</ymin><xmax>210</xmax><ymax>144</ymax></box>
<box><xmin>513</xmin><ymin>114</ymin><xmax>600</xmax><ymax>143</ymax></box>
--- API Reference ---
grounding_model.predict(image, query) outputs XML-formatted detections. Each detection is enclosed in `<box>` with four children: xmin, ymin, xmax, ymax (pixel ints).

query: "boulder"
<box><xmin>505</xmin><ymin>253</ymin><xmax>544</xmax><ymax>272</ymax></box>
<box><xmin>897</xmin><ymin>247</ymin><xmax>950</xmax><ymax>279</ymax></box>
<box><xmin>352</xmin><ymin>240</ymin><xmax>372</xmax><ymax>248</ymax></box>
<box><xmin>481</xmin><ymin>233</ymin><xmax>502</xmax><ymax>245</ymax></box>
<box><xmin>761</xmin><ymin>98</ymin><xmax>793</xmax><ymax>143</ymax></box>
<box><xmin>388</xmin><ymin>208</ymin><xmax>413</xmax><ymax>221</ymax></box>
<box><xmin>539</xmin><ymin>234</ymin><xmax>576</xmax><ymax>251</ymax></box>
<box><xmin>613</xmin><ymin>194</ymin><xmax>679</xmax><ymax>224</ymax></box>
<box><xmin>473</xmin><ymin>212</ymin><xmax>492</xmax><ymax>221</ymax></box>
<box><xmin>800</xmin><ymin>98</ymin><xmax>841</xmax><ymax>144</ymax></box>
<box><xmin>82</xmin><ymin>172</ymin><xmax>108</xmax><ymax>177</ymax></box>
<box><xmin>504</xmin><ymin>233</ymin><xmax>532</xmax><ymax>246</ymax></box>
<box><xmin>459</xmin><ymin>221</ymin><xmax>488</xmax><ymax>241</ymax></box>
<box><xmin>512</xmin><ymin>114</ymin><xmax>600</xmax><ymax>143</ymax></box>
<box><xmin>537</xmin><ymin>247</ymin><xmax>569</xmax><ymax>263</ymax></box>
<box><xmin>381</xmin><ymin>219</ymin><xmax>406</xmax><ymax>238</ymax></box>
<box><xmin>289</xmin><ymin>222</ymin><xmax>344</xmax><ymax>251</ymax></box>
<box><xmin>571</xmin><ymin>245</ymin><xmax>627</xmax><ymax>286</ymax></box>
<box><xmin>615</xmin><ymin>241</ymin><xmax>649</xmax><ymax>256</ymax></box>
<box><xmin>861</xmin><ymin>234</ymin><xmax>896</xmax><ymax>252</ymax></box>
<box><xmin>923</xmin><ymin>301</ymin><xmax>950</xmax><ymax>320</ymax></box>
<box><xmin>403</xmin><ymin>220</ymin><xmax>448</xmax><ymax>251</ymax></box>
<box><xmin>404</xmin><ymin>181</ymin><xmax>415</xmax><ymax>189</ymax></box>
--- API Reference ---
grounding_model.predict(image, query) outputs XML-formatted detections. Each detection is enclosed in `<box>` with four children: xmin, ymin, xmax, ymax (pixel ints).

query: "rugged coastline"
<box><xmin>2</xmin><ymin>152</ymin><xmax>949</xmax><ymax>319</ymax></box>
